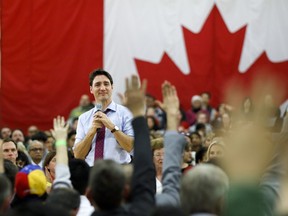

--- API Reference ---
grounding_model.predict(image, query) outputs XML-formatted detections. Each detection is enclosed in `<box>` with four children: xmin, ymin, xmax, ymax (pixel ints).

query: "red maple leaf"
<box><xmin>135</xmin><ymin>6</ymin><xmax>288</xmax><ymax>110</ymax></box>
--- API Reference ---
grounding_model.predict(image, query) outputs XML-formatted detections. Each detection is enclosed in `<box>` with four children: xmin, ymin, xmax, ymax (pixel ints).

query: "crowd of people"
<box><xmin>0</xmin><ymin>69</ymin><xmax>288</xmax><ymax>216</ymax></box>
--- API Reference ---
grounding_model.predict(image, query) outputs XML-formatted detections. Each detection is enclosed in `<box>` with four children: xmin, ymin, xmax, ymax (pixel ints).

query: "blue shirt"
<box><xmin>74</xmin><ymin>101</ymin><xmax>134</xmax><ymax>166</ymax></box>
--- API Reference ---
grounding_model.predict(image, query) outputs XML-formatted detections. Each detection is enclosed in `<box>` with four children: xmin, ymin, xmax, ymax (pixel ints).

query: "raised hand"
<box><xmin>125</xmin><ymin>75</ymin><xmax>147</xmax><ymax>117</ymax></box>
<box><xmin>51</xmin><ymin>116</ymin><xmax>69</xmax><ymax>141</ymax></box>
<box><xmin>161</xmin><ymin>81</ymin><xmax>180</xmax><ymax>130</ymax></box>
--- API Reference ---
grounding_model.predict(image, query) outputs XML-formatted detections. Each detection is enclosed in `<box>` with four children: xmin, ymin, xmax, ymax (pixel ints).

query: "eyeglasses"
<box><xmin>30</xmin><ymin>148</ymin><xmax>43</xmax><ymax>152</ymax></box>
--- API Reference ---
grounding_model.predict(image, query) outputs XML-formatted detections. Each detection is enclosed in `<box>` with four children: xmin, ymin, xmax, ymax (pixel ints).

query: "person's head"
<box><xmin>67</xmin><ymin>130</ymin><xmax>76</xmax><ymax>149</ymax></box>
<box><xmin>146</xmin><ymin>106</ymin><xmax>156</xmax><ymax>116</ymax></box>
<box><xmin>201</xmin><ymin>92</ymin><xmax>211</xmax><ymax>106</ymax></box>
<box><xmin>27</xmin><ymin>125</ymin><xmax>38</xmax><ymax>138</ymax></box>
<box><xmin>79</xmin><ymin>94</ymin><xmax>91</xmax><ymax>108</ymax></box>
<box><xmin>1</xmin><ymin>127</ymin><xmax>12</xmax><ymax>139</ymax></box>
<box><xmin>1</xmin><ymin>138</ymin><xmax>18</xmax><ymax>165</ymax></box>
<box><xmin>191</xmin><ymin>95</ymin><xmax>202</xmax><ymax>109</ymax></box>
<box><xmin>87</xmin><ymin>159</ymin><xmax>125</xmax><ymax>210</ymax></box>
<box><xmin>13</xmin><ymin>165</ymin><xmax>47</xmax><ymax>206</ymax></box>
<box><xmin>28</xmin><ymin>140</ymin><xmax>44</xmax><ymax>164</ymax></box>
<box><xmin>16</xmin><ymin>151</ymin><xmax>31</xmax><ymax>169</ymax></box>
<box><xmin>189</xmin><ymin>132</ymin><xmax>202</xmax><ymax>152</ymax></box>
<box><xmin>204</xmin><ymin>132</ymin><xmax>215</xmax><ymax>147</ymax></box>
<box><xmin>89</xmin><ymin>69</ymin><xmax>113</xmax><ymax>103</ymax></box>
<box><xmin>151</xmin><ymin>138</ymin><xmax>164</xmax><ymax>170</ymax></box>
<box><xmin>146</xmin><ymin>116</ymin><xmax>159</xmax><ymax>131</ymax></box>
<box><xmin>43</xmin><ymin>151</ymin><xmax>56</xmax><ymax>181</ymax></box>
<box><xmin>69</xmin><ymin>159</ymin><xmax>90</xmax><ymax>195</ymax></box>
<box><xmin>207</xmin><ymin>140</ymin><xmax>225</xmax><ymax>161</ymax></box>
<box><xmin>11</xmin><ymin>129</ymin><xmax>25</xmax><ymax>143</ymax></box>
<box><xmin>195</xmin><ymin>147</ymin><xmax>208</xmax><ymax>164</ymax></box>
<box><xmin>180</xmin><ymin>164</ymin><xmax>229</xmax><ymax>215</ymax></box>
<box><xmin>183</xmin><ymin>140</ymin><xmax>192</xmax><ymax>164</ymax></box>
<box><xmin>197</xmin><ymin>112</ymin><xmax>208</xmax><ymax>124</ymax></box>
<box><xmin>46</xmin><ymin>188</ymin><xmax>80</xmax><ymax>216</ymax></box>
<box><xmin>44</xmin><ymin>136</ymin><xmax>55</xmax><ymax>152</ymax></box>
<box><xmin>145</xmin><ymin>93</ymin><xmax>156</xmax><ymax>107</ymax></box>
<box><xmin>0</xmin><ymin>174</ymin><xmax>12</xmax><ymax>214</ymax></box>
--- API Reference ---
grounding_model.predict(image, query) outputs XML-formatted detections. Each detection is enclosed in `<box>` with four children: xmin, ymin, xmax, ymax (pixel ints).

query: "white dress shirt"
<box><xmin>74</xmin><ymin>101</ymin><xmax>134</xmax><ymax>166</ymax></box>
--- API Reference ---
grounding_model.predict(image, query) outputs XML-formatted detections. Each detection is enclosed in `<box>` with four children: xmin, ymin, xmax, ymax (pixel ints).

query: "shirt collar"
<box><xmin>93</xmin><ymin>101</ymin><xmax>116</xmax><ymax>113</ymax></box>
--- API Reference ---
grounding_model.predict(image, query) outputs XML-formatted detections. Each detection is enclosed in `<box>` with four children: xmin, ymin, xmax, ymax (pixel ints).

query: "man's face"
<box><xmin>2</xmin><ymin>141</ymin><xmax>18</xmax><ymax>164</ymax></box>
<box><xmin>29</xmin><ymin>141</ymin><xmax>44</xmax><ymax>161</ymax></box>
<box><xmin>80</xmin><ymin>95</ymin><xmax>90</xmax><ymax>107</ymax></box>
<box><xmin>201</xmin><ymin>93</ymin><xmax>210</xmax><ymax>105</ymax></box>
<box><xmin>191</xmin><ymin>134</ymin><xmax>202</xmax><ymax>152</ymax></box>
<box><xmin>27</xmin><ymin>126</ymin><xmax>38</xmax><ymax>137</ymax></box>
<box><xmin>1</xmin><ymin>127</ymin><xmax>12</xmax><ymax>139</ymax></box>
<box><xmin>90</xmin><ymin>75</ymin><xmax>113</xmax><ymax>103</ymax></box>
<box><xmin>12</xmin><ymin>130</ymin><xmax>25</xmax><ymax>143</ymax></box>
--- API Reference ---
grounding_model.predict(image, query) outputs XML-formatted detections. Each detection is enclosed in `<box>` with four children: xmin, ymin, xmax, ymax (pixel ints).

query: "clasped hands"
<box><xmin>92</xmin><ymin>111</ymin><xmax>114</xmax><ymax>132</ymax></box>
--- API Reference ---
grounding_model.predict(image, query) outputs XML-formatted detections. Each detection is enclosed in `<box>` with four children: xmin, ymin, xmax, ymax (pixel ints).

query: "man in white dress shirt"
<box><xmin>73</xmin><ymin>69</ymin><xmax>134</xmax><ymax>166</ymax></box>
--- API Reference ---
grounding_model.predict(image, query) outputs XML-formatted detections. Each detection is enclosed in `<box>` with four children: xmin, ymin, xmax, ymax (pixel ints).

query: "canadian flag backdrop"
<box><xmin>1</xmin><ymin>0</ymin><xmax>288</xmax><ymax>131</ymax></box>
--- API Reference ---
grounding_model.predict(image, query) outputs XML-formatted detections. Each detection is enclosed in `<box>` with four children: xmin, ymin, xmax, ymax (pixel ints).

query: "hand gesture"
<box><xmin>51</xmin><ymin>116</ymin><xmax>69</xmax><ymax>141</ymax></box>
<box><xmin>91</xmin><ymin>113</ymin><xmax>104</xmax><ymax>132</ymax></box>
<box><xmin>94</xmin><ymin>112</ymin><xmax>114</xmax><ymax>130</ymax></box>
<box><xmin>161</xmin><ymin>81</ymin><xmax>180</xmax><ymax>130</ymax></box>
<box><xmin>125</xmin><ymin>75</ymin><xmax>147</xmax><ymax>117</ymax></box>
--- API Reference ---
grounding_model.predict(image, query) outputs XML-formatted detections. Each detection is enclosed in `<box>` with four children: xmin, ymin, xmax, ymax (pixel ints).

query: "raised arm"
<box><xmin>124</xmin><ymin>75</ymin><xmax>156</xmax><ymax>216</ymax></box>
<box><xmin>156</xmin><ymin>81</ymin><xmax>186</xmax><ymax>206</ymax></box>
<box><xmin>51</xmin><ymin>116</ymin><xmax>72</xmax><ymax>188</ymax></box>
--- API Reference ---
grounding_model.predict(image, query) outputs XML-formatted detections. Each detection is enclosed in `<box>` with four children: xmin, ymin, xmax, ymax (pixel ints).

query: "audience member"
<box><xmin>1</xmin><ymin>127</ymin><xmax>12</xmax><ymax>140</ymax></box>
<box><xmin>1</xmin><ymin>138</ymin><xmax>18</xmax><ymax>165</ymax></box>
<box><xmin>28</xmin><ymin>140</ymin><xmax>45</xmax><ymax>168</ymax></box>
<box><xmin>69</xmin><ymin>94</ymin><xmax>94</xmax><ymax>122</ymax></box>
<box><xmin>11</xmin><ymin>129</ymin><xmax>25</xmax><ymax>144</ymax></box>
<box><xmin>151</xmin><ymin>138</ymin><xmax>164</xmax><ymax>194</ymax></box>
<box><xmin>16</xmin><ymin>150</ymin><xmax>31</xmax><ymax>169</ymax></box>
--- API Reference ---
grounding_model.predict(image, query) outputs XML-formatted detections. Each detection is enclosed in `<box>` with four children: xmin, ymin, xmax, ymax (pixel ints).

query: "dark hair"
<box><xmin>4</xmin><ymin>159</ymin><xmax>18</xmax><ymax>191</ymax></box>
<box><xmin>31</xmin><ymin>131</ymin><xmax>48</xmax><ymax>143</ymax></box>
<box><xmin>190</xmin><ymin>132</ymin><xmax>201</xmax><ymax>139</ymax></box>
<box><xmin>43</xmin><ymin>151</ymin><xmax>56</xmax><ymax>172</ymax></box>
<box><xmin>2</xmin><ymin>138</ymin><xmax>17</xmax><ymax>149</ymax></box>
<box><xmin>195</xmin><ymin>147</ymin><xmax>208</xmax><ymax>164</ymax></box>
<box><xmin>69</xmin><ymin>159</ymin><xmax>90</xmax><ymax>195</ymax></box>
<box><xmin>68</xmin><ymin>130</ymin><xmax>76</xmax><ymax>140</ymax></box>
<box><xmin>89</xmin><ymin>159</ymin><xmax>125</xmax><ymax>210</ymax></box>
<box><xmin>195</xmin><ymin>123</ymin><xmax>206</xmax><ymax>131</ymax></box>
<box><xmin>89</xmin><ymin>68</ymin><xmax>113</xmax><ymax>86</ymax></box>
<box><xmin>46</xmin><ymin>188</ymin><xmax>80</xmax><ymax>211</ymax></box>
<box><xmin>16</xmin><ymin>151</ymin><xmax>31</xmax><ymax>167</ymax></box>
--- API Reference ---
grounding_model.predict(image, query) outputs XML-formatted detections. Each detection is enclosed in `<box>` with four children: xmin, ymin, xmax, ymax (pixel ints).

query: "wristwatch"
<box><xmin>111</xmin><ymin>125</ymin><xmax>119</xmax><ymax>133</ymax></box>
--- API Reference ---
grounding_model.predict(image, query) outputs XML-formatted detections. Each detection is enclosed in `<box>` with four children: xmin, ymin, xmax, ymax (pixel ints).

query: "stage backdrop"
<box><xmin>1</xmin><ymin>0</ymin><xmax>288</xmax><ymax>131</ymax></box>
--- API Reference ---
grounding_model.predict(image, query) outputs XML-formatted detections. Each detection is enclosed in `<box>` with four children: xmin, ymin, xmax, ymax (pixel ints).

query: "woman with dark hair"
<box><xmin>43</xmin><ymin>151</ymin><xmax>56</xmax><ymax>189</ymax></box>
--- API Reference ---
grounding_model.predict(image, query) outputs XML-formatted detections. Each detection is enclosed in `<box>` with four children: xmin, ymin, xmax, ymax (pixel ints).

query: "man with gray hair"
<box><xmin>180</xmin><ymin>164</ymin><xmax>229</xmax><ymax>215</ymax></box>
<box><xmin>28</xmin><ymin>140</ymin><xmax>45</xmax><ymax>168</ymax></box>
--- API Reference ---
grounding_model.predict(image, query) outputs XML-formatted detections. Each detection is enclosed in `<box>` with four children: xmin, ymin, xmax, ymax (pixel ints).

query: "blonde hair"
<box><xmin>206</xmin><ymin>140</ymin><xmax>225</xmax><ymax>161</ymax></box>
